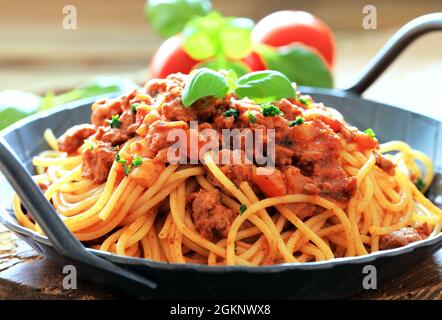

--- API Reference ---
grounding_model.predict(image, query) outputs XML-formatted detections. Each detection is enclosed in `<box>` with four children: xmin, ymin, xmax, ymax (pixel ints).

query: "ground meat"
<box><xmin>95</xmin><ymin>110</ymin><xmax>135</xmax><ymax>146</ymax></box>
<box><xmin>415</xmin><ymin>222</ymin><xmax>431</xmax><ymax>238</ymax></box>
<box><xmin>379</xmin><ymin>227</ymin><xmax>425</xmax><ymax>250</ymax></box>
<box><xmin>91</xmin><ymin>98</ymin><xmax>123</xmax><ymax>127</ymax></box>
<box><xmin>189</xmin><ymin>189</ymin><xmax>237</xmax><ymax>240</ymax></box>
<box><xmin>290</xmin><ymin>119</ymin><xmax>357</xmax><ymax>203</ymax></box>
<box><xmin>57</xmin><ymin>124</ymin><xmax>95</xmax><ymax>154</ymax></box>
<box><xmin>82</xmin><ymin>142</ymin><xmax>116</xmax><ymax>184</ymax></box>
<box><xmin>142</xmin><ymin>120</ymin><xmax>189</xmax><ymax>159</ymax></box>
<box><xmin>207</xmin><ymin>149</ymin><xmax>253</xmax><ymax>188</ymax></box>
<box><xmin>375</xmin><ymin>153</ymin><xmax>395</xmax><ymax>175</ymax></box>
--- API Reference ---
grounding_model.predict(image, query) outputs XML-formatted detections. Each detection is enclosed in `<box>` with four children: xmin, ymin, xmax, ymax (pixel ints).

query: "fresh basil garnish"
<box><xmin>235</xmin><ymin>70</ymin><xmax>296</xmax><ymax>103</ymax></box>
<box><xmin>145</xmin><ymin>0</ymin><xmax>211</xmax><ymax>38</ymax></box>
<box><xmin>183</xmin><ymin>12</ymin><xmax>254</xmax><ymax>61</ymax></box>
<box><xmin>181</xmin><ymin>68</ymin><xmax>229</xmax><ymax>107</ymax></box>
<box><xmin>182</xmin><ymin>69</ymin><xmax>298</xmax><ymax>107</ymax></box>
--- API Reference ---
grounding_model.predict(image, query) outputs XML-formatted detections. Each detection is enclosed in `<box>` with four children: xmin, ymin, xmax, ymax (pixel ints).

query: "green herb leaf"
<box><xmin>197</xmin><ymin>59</ymin><xmax>250</xmax><ymax>77</ymax></box>
<box><xmin>225</xmin><ymin>69</ymin><xmax>238</xmax><ymax>90</ymax></box>
<box><xmin>145</xmin><ymin>0</ymin><xmax>211</xmax><ymax>38</ymax></box>
<box><xmin>115</xmin><ymin>154</ymin><xmax>127</xmax><ymax>164</ymax></box>
<box><xmin>289</xmin><ymin>116</ymin><xmax>305</xmax><ymax>127</ymax></box>
<box><xmin>183</xmin><ymin>12</ymin><xmax>224</xmax><ymax>60</ymax></box>
<box><xmin>0</xmin><ymin>90</ymin><xmax>41</xmax><ymax>130</ymax></box>
<box><xmin>108</xmin><ymin>114</ymin><xmax>121</xmax><ymax>128</ymax></box>
<box><xmin>261</xmin><ymin>103</ymin><xmax>284</xmax><ymax>117</ymax></box>
<box><xmin>132</xmin><ymin>156</ymin><xmax>143</xmax><ymax>167</ymax></box>
<box><xmin>182</xmin><ymin>68</ymin><xmax>229</xmax><ymax>107</ymax></box>
<box><xmin>123</xmin><ymin>163</ymin><xmax>132</xmax><ymax>176</ymax></box>
<box><xmin>131</xmin><ymin>103</ymin><xmax>140</xmax><ymax>114</ymax></box>
<box><xmin>40</xmin><ymin>77</ymin><xmax>138</xmax><ymax>111</ymax></box>
<box><xmin>183</xmin><ymin>12</ymin><xmax>254</xmax><ymax>61</ymax></box>
<box><xmin>219</xmin><ymin>17</ymin><xmax>254</xmax><ymax>59</ymax></box>
<box><xmin>247</xmin><ymin>112</ymin><xmax>257</xmax><ymax>124</ymax></box>
<box><xmin>239</xmin><ymin>204</ymin><xmax>247</xmax><ymax>215</ymax></box>
<box><xmin>235</xmin><ymin>70</ymin><xmax>296</xmax><ymax>103</ymax></box>
<box><xmin>84</xmin><ymin>140</ymin><xmax>97</xmax><ymax>150</ymax></box>
<box><xmin>414</xmin><ymin>178</ymin><xmax>425</xmax><ymax>191</ymax></box>
<box><xmin>257</xmin><ymin>44</ymin><xmax>333</xmax><ymax>88</ymax></box>
<box><xmin>364</xmin><ymin>128</ymin><xmax>376</xmax><ymax>139</ymax></box>
<box><xmin>297</xmin><ymin>96</ymin><xmax>312</xmax><ymax>106</ymax></box>
<box><xmin>223</xmin><ymin>108</ymin><xmax>239</xmax><ymax>120</ymax></box>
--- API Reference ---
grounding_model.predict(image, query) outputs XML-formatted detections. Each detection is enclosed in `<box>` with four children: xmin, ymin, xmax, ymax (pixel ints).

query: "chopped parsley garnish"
<box><xmin>289</xmin><ymin>116</ymin><xmax>305</xmax><ymax>127</ymax></box>
<box><xmin>239</xmin><ymin>204</ymin><xmax>247</xmax><ymax>215</ymax></box>
<box><xmin>115</xmin><ymin>154</ymin><xmax>127</xmax><ymax>164</ymax></box>
<box><xmin>297</xmin><ymin>96</ymin><xmax>312</xmax><ymax>106</ymax></box>
<box><xmin>108</xmin><ymin>114</ymin><xmax>121</xmax><ymax>128</ymax></box>
<box><xmin>261</xmin><ymin>103</ymin><xmax>283</xmax><ymax>117</ymax></box>
<box><xmin>247</xmin><ymin>112</ymin><xmax>257</xmax><ymax>124</ymax></box>
<box><xmin>132</xmin><ymin>156</ymin><xmax>143</xmax><ymax>167</ymax></box>
<box><xmin>131</xmin><ymin>103</ymin><xmax>140</xmax><ymax>114</ymax></box>
<box><xmin>414</xmin><ymin>178</ymin><xmax>425</xmax><ymax>191</ymax></box>
<box><xmin>364</xmin><ymin>128</ymin><xmax>376</xmax><ymax>139</ymax></box>
<box><xmin>83</xmin><ymin>139</ymin><xmax>96</xmax><ymax>150</ymax></box>
<box><xmin>223</xmin><ymin>108</ymin><xmax>240</xmax><ymax>120</ymax></box>
<box><xmin>123</xmin><ymin>163</ymin><xmax>132</xmax><ymax>176</ymax></box>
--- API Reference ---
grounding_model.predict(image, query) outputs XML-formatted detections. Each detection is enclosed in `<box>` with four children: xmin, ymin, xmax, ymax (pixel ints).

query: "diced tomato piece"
<box><xmin>355</xmin><ymin>133</ymin><xmax>378</xmax><ymax>151</ymax></box>
<box><xmin>129</xmin><ymin>159</ymin><xmax>165</xmax><ymax>188</ymax></box>
<box><xmin>252</xmin><ymin>167</ymin><xmax>286</xmax><ymax>197</ymax></box>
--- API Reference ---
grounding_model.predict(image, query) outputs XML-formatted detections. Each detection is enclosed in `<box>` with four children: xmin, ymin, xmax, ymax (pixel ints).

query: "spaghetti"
<box><xmin>13</xmin><ymin>72</ymin><xmax>442</xmax><ymax>266</ymax></box>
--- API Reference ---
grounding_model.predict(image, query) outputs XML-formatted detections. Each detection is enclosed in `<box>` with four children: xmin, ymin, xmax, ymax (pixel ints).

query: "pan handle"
<box><xmin>0</xmin><ymin>137</ymin><xmax>157</xmax><ymax>298</ymax></box>
<box><xmin>346</xmin><ymin>13</ymin><xmax>442</xmax><ymax>95</ymax></box>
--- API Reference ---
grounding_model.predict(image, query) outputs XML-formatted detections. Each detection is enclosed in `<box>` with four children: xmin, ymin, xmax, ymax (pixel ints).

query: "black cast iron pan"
<box><xmin>0</xmin><ymin>14</ymin><xmax>441</xmax><ymax>299</ymax></box>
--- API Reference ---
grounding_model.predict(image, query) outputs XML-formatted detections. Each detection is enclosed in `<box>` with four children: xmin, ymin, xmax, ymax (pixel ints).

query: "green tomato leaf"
<box><xmin>182</xmin><ymin>68</ymin><xmax>229</xmax><ymax>107</ymax></box>
<box><xmin>220</xmin><ymin>17</ymin><xmax>254</xmax><ymax>59</ymax></box>
<box><xmin>0</xmin><ymin>90</ymin><xmax>41</xmax><ymax>129</ymax></box>
<box><xmin>235</xmin><ymin>70</ymin><xmax>296</xmax><ymax>103</ymax></box>
<box><xmin>196</xmin><ymin>59</ymin><xmax>250</xmax><ymax>77</ymax></box>
<box><xmin>145</xmin><ymin>0</ymin><xmax>211</xmax><ymax>38</ymax></box>
<box><xmin>257</xmin><ymin>44</ymin><xmax>333</xmax><ymax>88</ymax></box>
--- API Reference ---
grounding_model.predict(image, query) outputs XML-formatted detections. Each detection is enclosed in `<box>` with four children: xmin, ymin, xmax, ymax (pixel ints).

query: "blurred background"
<box><xmin>1</xmin><ymin>0</ymin><xmax>441</xmax><ymax>115</ymax></box>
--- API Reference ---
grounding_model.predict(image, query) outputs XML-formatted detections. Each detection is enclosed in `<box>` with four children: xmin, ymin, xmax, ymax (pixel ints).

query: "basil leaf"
<box><xmin>183</xmin><ymin>12</ymin><xmax>224</xmax><ymax>60</ymax></box>
<box><xmin>145</xmin><ymin>0</ymin><xmax>211</xmax><ymax>38</ymax></box>
<box><xmin>183</xmin><ymin>12</ymin><xmax>254</xmax><ymax>61</ymax></box>
<box><xmin>257</xmin><ymin>44</ymin><xmax>333</xmax><ymax>88</ymax></box>
<box><xmin>196</xmin><ymin>59</ymin><xmax>250</xmax><ymax>77</ymax></box>
<box><xmin>40</xmin><ymin>76</ymin><xmax>138</xmax><ymax>111</ymax></box>
<box><xmin>0</xmin><ymin>90</ymin><xmax>41</xmax><ymax>129</ymax></box>
<box><xmin>220</xmin><ymin>17</ymin><xmax>254</xmax><ymax>59</ymax></box>
<box><xmin>235</xmin><ymin>70</ymin><xmax>295</xmax><ymax>103</ymax></box>
<box><xmin>182</xmin><ymin>68</ymin><xmax>229</xmax><ymax>107</ymax></box>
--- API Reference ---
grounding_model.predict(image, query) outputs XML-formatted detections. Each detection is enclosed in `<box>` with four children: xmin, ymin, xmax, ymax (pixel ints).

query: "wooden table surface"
<box><xmin>1</xmin><ymin>0</ymin><xmax>441</xmax><ymax>300</ymax></box>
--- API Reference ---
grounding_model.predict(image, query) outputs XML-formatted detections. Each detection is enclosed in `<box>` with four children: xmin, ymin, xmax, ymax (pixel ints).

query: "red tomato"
<box><xmin>252</xmin><ymin>11</ymin><xmax>335</xmax><ymax>68</ymax></box>
<box><xmin>149</xmin><ymin>35</ymin><xmax>199</xmax><ymax>78</ymax></box>
<box><xmin>242</xmin><ymin>51</ymin><xmax>267</xmax><ymax>71</ymax></box>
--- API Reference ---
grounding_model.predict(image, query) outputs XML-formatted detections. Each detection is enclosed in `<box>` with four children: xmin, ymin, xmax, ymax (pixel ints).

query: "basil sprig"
<box><xmin>182</xmin><ymin>68</ymin><xmax>229</xmax><ymax>107</ymax></box>
<box><xmin>181</xmin><ymin>68</ymin><xmax>296</xmax><ymax>107</ymax></box>
<box><xmin>145</xmin><ymin>0</ymin><xmax>211</xmax><ymax>38</ymax></box>
<box><xmin>183</xmin><ymin>12</ymin><xmax>254</xmax><ymax>61</ymax></box>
